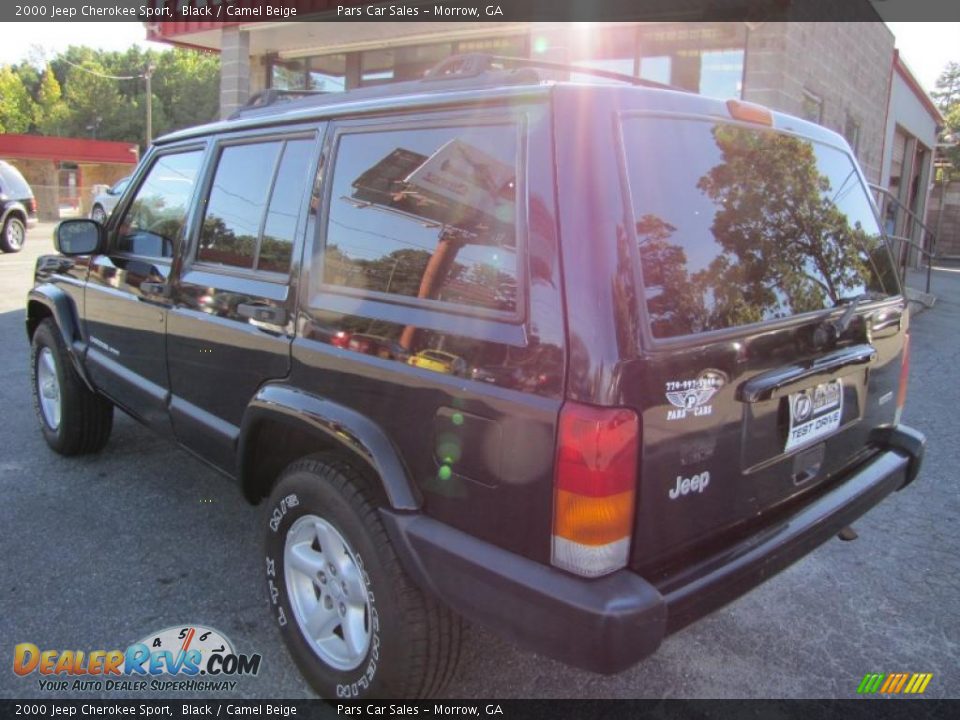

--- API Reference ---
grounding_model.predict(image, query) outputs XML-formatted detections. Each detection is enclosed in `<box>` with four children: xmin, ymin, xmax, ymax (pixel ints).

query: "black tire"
<box><xmin>31</xmin><ymin>319</ymin><xmax>113</xmax><ymax>455</ymax></box>
<box><xmin>263</xmin><ymin>456</ymin><xmax>462</xmax><ymax>699</ymax></box>
<box><xmin>1</xmin><ymin>214</ymin><xmax>25</xmax><ymax>253</ymax></box>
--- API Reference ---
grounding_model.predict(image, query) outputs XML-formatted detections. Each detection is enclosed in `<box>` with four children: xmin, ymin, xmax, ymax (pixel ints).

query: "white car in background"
<box><xmin>89</xmin><ymin>176</ymin><xmax>130</xmax><ymax>223</ymax></box>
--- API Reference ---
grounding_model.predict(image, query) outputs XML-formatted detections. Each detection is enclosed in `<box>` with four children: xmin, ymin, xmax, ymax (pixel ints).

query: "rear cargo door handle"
<box><xmin>737</xmin><ymin>343</ymin><xmax>877</xmax><ymax>403</ymax></box>
<box><xmin>237</xmin><ymin>303</ymin><xmax>287</xmax><ymax>325</ymax></box>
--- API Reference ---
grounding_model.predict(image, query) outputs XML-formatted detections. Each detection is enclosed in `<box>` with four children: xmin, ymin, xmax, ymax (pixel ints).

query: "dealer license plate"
<box><xmin>785</xmin><ymin>379</ymin><xmax>843</xmax><ymax>451</ymax></box>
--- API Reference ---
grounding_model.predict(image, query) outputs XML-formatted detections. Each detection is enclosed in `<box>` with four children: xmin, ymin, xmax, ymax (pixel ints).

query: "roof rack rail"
<box><xmin>224</xmin><ymin>52</ymin><xmax>687</xmax><ymax>123</ymax></box>
<box><xmin>424</xmin><ymin>53</ymin><xmax>682</xmax><ymax>92</ymax></box>
<box><xmin>229</xmin><ymin>88</ymin><xmax>329</xmax><ymax>119</ymax></box>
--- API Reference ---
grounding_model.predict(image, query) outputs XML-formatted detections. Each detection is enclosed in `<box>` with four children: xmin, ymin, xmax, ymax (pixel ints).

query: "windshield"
<box><xmin>621</xmin><ymin>118</ymin><xmax>899</xmax><ymax>339</ymax></box>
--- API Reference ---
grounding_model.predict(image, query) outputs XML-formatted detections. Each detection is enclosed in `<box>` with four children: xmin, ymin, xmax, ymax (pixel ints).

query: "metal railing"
<box><xmin>870</xmin><ymin>184</ymin><xmax>937</xmax><ymax>295</ymax></box>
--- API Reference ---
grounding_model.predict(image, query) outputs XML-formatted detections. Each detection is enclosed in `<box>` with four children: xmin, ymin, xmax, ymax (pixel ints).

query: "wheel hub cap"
<box><xmin>284</xmin><ymin>515</ymin><xmax>372</xmax><ymax>671</ymax></box>
<box><xmin>36</xmin><ymin>347</ymin><xmax>61</xmax><ymax>430</ymax></box>
<box><xmin>6</xmin><ymin>221</ymin><xmax>24</xmax><ymax>249</ymax></box>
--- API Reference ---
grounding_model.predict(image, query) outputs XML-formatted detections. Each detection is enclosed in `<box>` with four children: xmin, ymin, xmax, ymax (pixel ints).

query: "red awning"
<box><xmin>0</xmin><ymin>134</ymin><xmax>139</xmax><ymax>165</ymax></box>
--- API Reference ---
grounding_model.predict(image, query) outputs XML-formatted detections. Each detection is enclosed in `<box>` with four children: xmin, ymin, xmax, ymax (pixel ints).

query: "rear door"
<box><xmin>166</xmin><ymin>126</ymin><xmax>322</xmax><ymax>472</ymax></box>
<box><xmin>615</xmin><ymin>112</ymin><xmax>905</xmax><ymax>574</ymax></box>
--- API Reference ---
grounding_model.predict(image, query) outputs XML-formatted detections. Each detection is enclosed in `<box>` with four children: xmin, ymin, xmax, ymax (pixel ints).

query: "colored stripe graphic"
<box><xmin>858</xmin><ymin>673</ymin><xmax>933</xmax><ymax>694</ymax></box>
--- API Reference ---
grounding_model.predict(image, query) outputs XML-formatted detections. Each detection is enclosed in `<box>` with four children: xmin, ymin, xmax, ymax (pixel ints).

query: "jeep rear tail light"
<box><xmin>895</xmin><ymin>332</ymin><xmax>910</xmax><ymax>424</ymax></box>
<box><xmin>551</xmin><ymin>402</ymin><xmax>639</xmax><ymax>577</ymax></box>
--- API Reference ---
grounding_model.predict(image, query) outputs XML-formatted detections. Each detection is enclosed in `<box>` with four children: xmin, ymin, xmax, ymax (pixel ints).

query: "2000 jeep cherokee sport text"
<box><xmin>26</xmin><ymin>56</ymin><xmax>925</xmax><ymax>699</ymax></box>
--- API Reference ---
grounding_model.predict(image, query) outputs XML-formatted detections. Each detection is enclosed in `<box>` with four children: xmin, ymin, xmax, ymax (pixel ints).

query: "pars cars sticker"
<box><xmin>665</xmin><ymin>370</ymin><xmax>726</xmax><ymax>421</ymax></box>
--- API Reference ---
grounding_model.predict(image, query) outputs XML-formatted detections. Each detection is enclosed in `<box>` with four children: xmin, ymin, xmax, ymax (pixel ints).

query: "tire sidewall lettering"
<box><xmin>266</xmin><ymin>488</ymin><xmax>381</xmax><ymax>696</ymax></box>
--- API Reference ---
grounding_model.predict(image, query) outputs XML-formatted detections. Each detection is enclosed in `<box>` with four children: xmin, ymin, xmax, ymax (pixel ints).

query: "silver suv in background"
<box><xmin>89</xmin><ymin>176</ymin><xmax>130</xmax><ymax>224</ymax></box>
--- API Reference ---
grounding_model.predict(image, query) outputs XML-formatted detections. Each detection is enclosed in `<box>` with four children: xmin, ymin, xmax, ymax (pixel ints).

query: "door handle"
<box><xmin>237</xmin><ymin>303</ymin><xmax>287</xmax><ymax>325</ymax></box>
<box><xmin>737</xmin><ymin>343</ymin><xmax>877</xmax><ymax>403</ymax></box>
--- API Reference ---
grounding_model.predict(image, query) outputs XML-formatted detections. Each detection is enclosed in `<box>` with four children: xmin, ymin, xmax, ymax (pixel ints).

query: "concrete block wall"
<box><xmin>931</xmin><ymin>181</ymin><xmax>960</xmax><ymax>258</ymax></box>
<box><xmin>220</xmin><ymin>27</ymin><xmax>251</xmax><ymax>120</ymax></box>
<box><xmin>10</xmin><ymin>158</ymin><xmax>58</xmax><ymax>222</ymax></box>
<box><xmin>743</xmin><ymin>22</ymin><xmax>895</xmax><ymax>184</ymax></box>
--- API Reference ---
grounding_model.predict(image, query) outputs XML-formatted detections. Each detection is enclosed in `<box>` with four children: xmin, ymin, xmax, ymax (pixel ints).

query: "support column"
<box><xmin>220</xmin><ymin>26</ymin><xmax>251</xmax><ymax>120</ymax></box>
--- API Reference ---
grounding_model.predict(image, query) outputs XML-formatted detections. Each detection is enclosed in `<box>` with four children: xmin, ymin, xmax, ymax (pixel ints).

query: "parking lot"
<box><xmin>1</xmin><ymin>222</ymin><xmax>958</xmax><ymax>699</ymax></box>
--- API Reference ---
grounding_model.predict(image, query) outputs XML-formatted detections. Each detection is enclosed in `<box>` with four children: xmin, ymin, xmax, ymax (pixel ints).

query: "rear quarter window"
<box><xmin>319</xmin><ymin>123</ymin><xmax>519</xmax><ymax>315</ymax></box>
<box><xmin>621</xmin><ymin>117</ymin><xmax>898</xmax><ymax>339</ymax></box>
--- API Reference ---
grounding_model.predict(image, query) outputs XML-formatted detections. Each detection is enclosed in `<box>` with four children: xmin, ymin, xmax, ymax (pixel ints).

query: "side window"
<box><xmin>261</xmin><ymin>139</ymin><xmax>315</xmax><ymax>272</ymax></box>
<box><xmin>321</xmin><ymin>123</ymin><xmax>519</xmax><ymax>314</ymax></box>
<box><xmin>197</xmin><ymin>137</ymin><xmax>314</xmax><ymax>273</ymax></box>
<box><xmin>116</xmin><ymin>151</ymin><xmax>203</xmax><ymax>258</ymax></box>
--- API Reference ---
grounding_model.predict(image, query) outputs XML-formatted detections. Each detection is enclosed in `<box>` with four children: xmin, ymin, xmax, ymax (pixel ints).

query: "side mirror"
<box><xmin>55</xmin><ymin>219</ymin><xmax>104</xmax><ymax>256</ymax></box>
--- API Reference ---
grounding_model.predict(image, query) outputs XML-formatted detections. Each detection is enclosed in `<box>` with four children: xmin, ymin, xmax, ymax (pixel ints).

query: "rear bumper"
<box><xmin>381</xmin><ymin>424</ymin><xmax>925</xmax><ymax>674</ymax></box>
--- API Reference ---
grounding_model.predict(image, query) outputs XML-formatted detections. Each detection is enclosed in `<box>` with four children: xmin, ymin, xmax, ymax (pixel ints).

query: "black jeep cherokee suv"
<box><xmin>27</xmin><ymin>56</ymin><xmax>925</xmax><ymax>699</ymax></box>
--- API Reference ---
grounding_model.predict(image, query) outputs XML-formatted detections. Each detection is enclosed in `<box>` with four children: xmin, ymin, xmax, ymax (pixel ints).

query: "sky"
<box><xmin>0</xmin><ymin>21</ymin><xmax>956</xmax><ymax>94</ymax></box>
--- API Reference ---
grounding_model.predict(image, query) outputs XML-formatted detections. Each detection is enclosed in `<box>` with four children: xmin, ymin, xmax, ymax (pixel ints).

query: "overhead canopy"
<box><xmin>0</xmin><ymin>135</ymin><xmax>139</xmax><ymax>165</ymax></box>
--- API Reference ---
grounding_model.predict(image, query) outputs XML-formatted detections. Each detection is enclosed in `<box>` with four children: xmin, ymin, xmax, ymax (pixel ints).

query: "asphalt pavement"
<box><xmin>1</xmin><ymin>223</ymin><xmax>957</xmax><ymax>699</ymax></box>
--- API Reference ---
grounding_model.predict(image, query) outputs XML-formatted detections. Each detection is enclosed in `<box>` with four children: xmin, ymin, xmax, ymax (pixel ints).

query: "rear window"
<box><xmin>0</xmin><ymin>162</ymin><xmax>33</xmax><ymax>198</ymax></box>
<box><xmin>621</xmin><ymin>118</ymin><xmax>898</xmax><ymax>339</ymax></box>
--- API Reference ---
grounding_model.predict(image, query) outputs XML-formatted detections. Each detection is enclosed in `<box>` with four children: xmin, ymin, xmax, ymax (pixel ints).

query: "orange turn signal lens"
<box><xmin>553</xmin><ymin>489</ymin><xmax>635</xmax><ymax>547</ymax></box>
<box><xmin>726</xmin><ymin>99</ymin><xmax>773</xmax><ymax>126</ymax></box>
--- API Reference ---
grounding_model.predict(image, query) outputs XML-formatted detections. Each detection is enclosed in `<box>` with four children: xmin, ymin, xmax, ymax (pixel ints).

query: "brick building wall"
<box><xmin>742</xmin><ymin>22</ymin><xmax>895</xmax><ymax>184</ymax></box>
<box><xmin>931</xmin><ymin>180</ymin><xmax>960</xmax><ymax>259</ymax></box>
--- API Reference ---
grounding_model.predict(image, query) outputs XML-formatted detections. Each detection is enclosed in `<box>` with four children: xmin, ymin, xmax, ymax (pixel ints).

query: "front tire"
<box><xmin>31</xmin><ymin>319</ymin><xmax>113</xmax><ymax>455</ymax></box>
<box><xmin>263</xmin><ymin>456</ymin><xmax>462</xmax><ymax>699</ymax></box>
<box><xmin>1</xmin><ymin>214</ymin><xmax>25</xmax><ymax>253</ymax></box>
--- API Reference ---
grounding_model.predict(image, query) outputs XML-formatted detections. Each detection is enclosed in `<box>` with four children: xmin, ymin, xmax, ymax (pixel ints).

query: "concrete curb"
<box><xmin>905</xmin><ymin>287</ymin><xmax>936</xmax><ymax>316</ymax></box>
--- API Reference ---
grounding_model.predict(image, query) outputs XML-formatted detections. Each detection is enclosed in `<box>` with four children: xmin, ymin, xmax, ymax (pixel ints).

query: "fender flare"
<box><xmin>26</xmin><ymin>285</ymin><xmax>95</xmax><ymax>391</ymax></box>
<box><xmin>239</xmin><ymin>383</ymin><xmax>421</xmax><ymax>511</ymax></box>
<box><xmin>1</xmin><ymin>202</ymin><xmax>27</xmax><ymax>227</ymax></box>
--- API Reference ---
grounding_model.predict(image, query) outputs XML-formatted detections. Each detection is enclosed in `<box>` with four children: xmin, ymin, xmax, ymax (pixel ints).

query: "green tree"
<box><xmin>933</xmin><ymin>61</ymin><xmax>960</xmax><ymax>173</ymax></box>
<box><xmin>60</xmin><ymin>58</ymin><xmax>127</xmax><ymax>139</ymax></box>
<box><xmin>931</xmin><ymin>61</ymin><xmax>960</xmax><ymax>112</ymax></box>
<box><xmin>151</xmin><ymin>49</ymin><xmax>219</xmax><ymax>135</ymax></box>
<box><xmin>0</xmin><ymin>66</ymin><xmax>37</xmax><ymax>134</ymax></box>
<box><xmin>35</xmin><ymin>67</ymin><xmax>69</xmax><ymax>136</ymax></box>
<box><xmin>36</xmin><ymin>46</ymin><xmax>218</xmax><ymax>148</ymax></box>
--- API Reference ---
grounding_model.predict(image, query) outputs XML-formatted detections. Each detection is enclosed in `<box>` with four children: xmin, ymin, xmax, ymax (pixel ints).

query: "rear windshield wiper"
<box><xmin>816</xmin><ymin>292</ymin><xmax>886</xmax><ymax>344</ymax></box>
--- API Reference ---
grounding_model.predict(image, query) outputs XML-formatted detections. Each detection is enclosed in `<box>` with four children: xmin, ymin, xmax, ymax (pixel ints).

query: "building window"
<box><xmin>269</xmin><ymin>55</ymin><xmax>347</xmax><ymax>93</ymax></box>
<box><xmin>844</xmin><ymin>114</ymin><xmax>861</xmax><ymax>154</ymax></box>
<box><xmin>699</xmin><ymin>49</ymin><xmax>744</xmax><ymax>98</ymax></box>
<box><xmin>308</xmin><ymin>54</ymin><xmax>347</xmax><ymax>92</ymax></box>
<box><xmin>801</xmin><ymin>90</ymin><xmax>824</xmax><ymax>124</ymax></box>
<box><xmin>639</xmin><ymin>56</ymin><xmax>671</xmax><ymax>84</ymax></box>
<box><xmin>269</xmin><ymin>38</ymin><xmax>526</xmax><ymax>94</ymax></box>
<box><xmin>637</xmin><ymin>23</ymin><xmax>745</xmax><ymax>95</ymax></box>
